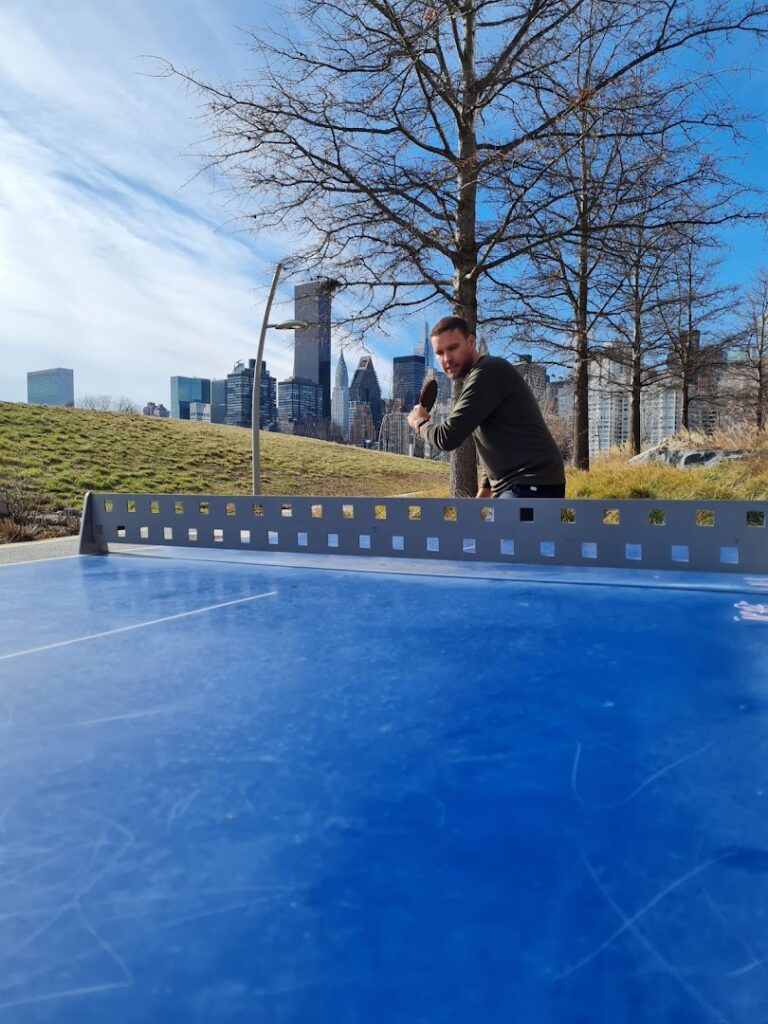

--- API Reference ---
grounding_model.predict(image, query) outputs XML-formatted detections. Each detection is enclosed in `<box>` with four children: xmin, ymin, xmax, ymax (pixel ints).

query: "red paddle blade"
<box><xmin>418</xmin><ymin>378</ymin><xmax>438</xmax><ymax>412</ymax></box>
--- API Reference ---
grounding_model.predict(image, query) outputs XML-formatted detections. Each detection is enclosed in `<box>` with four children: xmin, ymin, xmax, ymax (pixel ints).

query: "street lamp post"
<box><xmin>251</xmin><ymin>263</ymin><xmax>308</xmax><ymax>494</ymax></box>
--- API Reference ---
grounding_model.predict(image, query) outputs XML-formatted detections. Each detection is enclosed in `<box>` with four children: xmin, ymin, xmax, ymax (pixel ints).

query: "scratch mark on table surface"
<box><xmin>571</xmin><ymin>742</ymin><xmax>712</xmax><ymax>809</ymax></box>
<box><xmin>573</xmin><ymin>850</ymin><xmax>730</xmax><ymax>1024</ymax></box>
<box><xmin>167</xmin><ymin>789</ymin><xmax>201</xmax><ymax>831</ymax></box>
<box><xmin>0</xmin><ymin>796</ymin><xmax>19</xmax><ymax>835</ymax></box>
<box><xmin>0</xmin><ymin>843</ymin><xmax>97</xmax><ymax>894</ymax></box>
<box><xmin>0</xmin><ymin>904</ymin><xmax>72</xmax><ymax>964</ymax></box>
<box><xmin>64</xmin><ymin>706</ymin><xmax>185</xmax><ymax>729</ymax></box>
<box><xmin>700</xmin><ymin>869</ymin><xmax>768</xmax><ymax>980</ymax></box>
<box><xmin>571</xmin><ymin>743</ymin><xmax>584</xmax><ymax>805</ymax></box>
<box><xmin>728</xmin><ymin>958</ymin><xmax>768</xmax><ymax>977</ymax></box>
<box><xmin>448</xmin><ymin>749</ymin><xmax>524</xmax><ymax>765</ymax></box>
<box><xmin>556</xmin><ymin>852</ymin><xmax>726</xmax><ymax>980</ymax></box>
<box><xmin>0</xmin><ymin>978</ymin><xmax>132</xmax><ymax>1013</ymax></box>
<box><xmin>76</xmin><ymin>904</ymin><xmax>133</xmax><ymax>986</ymax></box>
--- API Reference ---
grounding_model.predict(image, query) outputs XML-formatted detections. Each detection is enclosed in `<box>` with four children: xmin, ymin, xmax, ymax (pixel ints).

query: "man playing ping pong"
<box><xmin>407</xmin><ymin>316</ymin><xmax>565</xmax><ymax>499</ymax></box>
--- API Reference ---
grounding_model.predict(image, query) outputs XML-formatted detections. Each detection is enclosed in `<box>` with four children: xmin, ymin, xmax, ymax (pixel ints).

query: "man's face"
<box><xmin>430</xmin><ymin>328</ymin><xmax>477</xmax><ymax>380</ymax></box>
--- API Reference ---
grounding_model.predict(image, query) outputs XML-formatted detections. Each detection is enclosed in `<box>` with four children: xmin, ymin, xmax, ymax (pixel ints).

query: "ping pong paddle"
<box><xmin>416</xmin><ymin>378</ymin><xmax>438</xmax><ymax>426</ymax></box>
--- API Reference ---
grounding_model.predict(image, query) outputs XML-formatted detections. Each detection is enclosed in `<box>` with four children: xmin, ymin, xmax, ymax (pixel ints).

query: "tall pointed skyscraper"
<box><xmin>349</xmin><ymin>355</ymin><xmax>383</xmax><ymax>429</ymax></box>
<box><xmin>332</xmin><ymin>351</ymin><xmax>350</xmax><ymax>439</ymax></box>
<box><xmin>421</xmin><ymin>318</ymin><xmax>436</xmax><ymax>371</ymax></box>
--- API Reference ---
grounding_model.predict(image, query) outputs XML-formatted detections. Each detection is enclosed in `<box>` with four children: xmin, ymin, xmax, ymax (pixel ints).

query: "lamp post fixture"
<box><xmin>251</xmin><ymin>263</ymin><xmax>308</xmax><ymax>494</ymax></box>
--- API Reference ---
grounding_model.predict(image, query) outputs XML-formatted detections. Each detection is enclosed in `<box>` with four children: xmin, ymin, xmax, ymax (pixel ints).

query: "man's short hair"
<box><xmin>430</xmin><ymin>315</ymin><xmax>472</xmax><ymax>339</ymax></box>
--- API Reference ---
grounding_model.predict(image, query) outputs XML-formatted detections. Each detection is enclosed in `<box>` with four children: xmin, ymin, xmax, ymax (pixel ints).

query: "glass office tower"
<box><xmin>170</xmin><ymin>376</ymin><xmax>211</xmax><ymax>420</ymax></box>
<box><xmin>27</xmin><ymin>368</ymin><xmax>74</xmax><ymax>407</ymax></box>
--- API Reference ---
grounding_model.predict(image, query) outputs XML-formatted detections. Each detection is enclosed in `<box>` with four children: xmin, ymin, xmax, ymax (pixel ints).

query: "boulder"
<box><xmin>628</xmin><ymin>442</ymin><xmax>750</xmax><ymax>467</ymax></box>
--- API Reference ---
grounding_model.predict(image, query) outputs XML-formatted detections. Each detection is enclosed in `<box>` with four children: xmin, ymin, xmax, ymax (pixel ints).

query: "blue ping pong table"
<box><xmin>1</xmin><ymin>491</ymin><xmax>768</xmax><ymax>1023</ymax></box>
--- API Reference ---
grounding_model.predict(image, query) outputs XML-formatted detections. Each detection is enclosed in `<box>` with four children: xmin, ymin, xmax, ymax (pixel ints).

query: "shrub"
<box><xmin>0</xmin><ymin>475</ymin><xmax>52</xmax><ymax>544</ymax></box>
<box><xmin>0</xmin><ymin>518</ymin><xmax>45</xmax><ymax>543</ymax></box>
<box><xmin>0</xmin><ymin>475</ymin><xmax>53</xmax><ymax>521</ymax></box>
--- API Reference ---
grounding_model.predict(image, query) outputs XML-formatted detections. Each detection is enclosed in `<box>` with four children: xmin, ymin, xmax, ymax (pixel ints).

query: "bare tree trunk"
<box><xmin>572</xmin><ymin>175</ymin><xmax>591</xmax><ymax>469</ymax></box>
<box><xmin>450</xmin><ymin>6</ymin><xmax>481</xmax><ymax>498</ymax></box>
<box><xmin>451</xmin><ymin>265</ymin><xmax>479</xmax><ymax>496</ymax></box>
<box><xmin>630</xmin><ymin>272</ymin><xmax>642</xmax><ymax>454</ymax></box>
<box><xmin>630</xmin><ymin>363</ymin><xmax>642</xmax><ymax>453</ymax></box>
<box><xmin>572</xmin><ymin>325</ymin><xmax>590</xmax><ymax>469</ymax></box>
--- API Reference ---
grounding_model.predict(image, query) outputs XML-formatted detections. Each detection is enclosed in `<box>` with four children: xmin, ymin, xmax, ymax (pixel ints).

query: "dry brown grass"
<box><xmin>675</xmin><ymin>425</ymin><xmax>768</xmax><ymax>453</ymax></box>
<box><xmin>568</xmin><ymin>431</ymin><xmax>768</xmax><ymax>500</ymax></box>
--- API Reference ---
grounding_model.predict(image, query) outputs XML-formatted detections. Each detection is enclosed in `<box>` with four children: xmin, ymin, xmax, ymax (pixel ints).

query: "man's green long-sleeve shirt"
<box><xmin>420</xmin><ymin>356</ymin><xmax>565</xmax><ymax>497</ymax></box>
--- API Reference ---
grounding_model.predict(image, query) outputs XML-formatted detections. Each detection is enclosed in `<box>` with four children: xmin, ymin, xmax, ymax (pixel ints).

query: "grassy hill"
<box><xmin>2</xmin><ymin>402</ymin><xmax>768</xmax><ymax>519</ymax></box>
<box><xmin>0</xmin><ymin>401</ymin><xmax>449</xmax><ymax>510</ymax></box>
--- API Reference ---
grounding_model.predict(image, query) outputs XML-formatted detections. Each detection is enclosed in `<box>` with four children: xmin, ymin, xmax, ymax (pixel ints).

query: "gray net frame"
<box><xmin>79</xmin><ymin>492</ymin><xmax>768</xmax><ymax>575</ymax></box>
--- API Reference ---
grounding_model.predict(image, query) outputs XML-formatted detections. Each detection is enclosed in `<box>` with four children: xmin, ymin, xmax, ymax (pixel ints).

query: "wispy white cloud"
<box><xmin>0</xmin><ymin>0</ymin><xmax>305</xmax><ymax>404</ymax></box>
<box><xmin>4</xmin><ymin>0</ymin><xmax>689</xmax><ymax>407</ymax></box>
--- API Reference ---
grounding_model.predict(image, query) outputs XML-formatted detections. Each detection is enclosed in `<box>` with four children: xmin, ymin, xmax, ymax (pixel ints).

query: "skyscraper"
<box><xmin>170</xmin><ymin>376</ymin><xmax>210</xmax><ymax>420</ymax></box>
<box><xmin>392</xmin><ymin>354</ymin><xmax>426</xmax><ymax>411</ymax></box>
<box><xmin>221</xmin><ymin>361</ymin><xmax>277</xmax><ymax>429</ymax></box>
<box><xmin>189</xmin><ymin>402</ymin><xmax>211</xmax><ymax>422</ymax></box>
<box><xmin>420</xmin><ymin>319</ymin><xmax>436</xmax><ymax>371</ymax></box>
<box><xmin>348</xmin><ymin>401</ymin><xmax>377</xmax><ymax>446</ymax></box>
<box><xmin>27</xmin><ymin>368</ymin><xmax>74</xmax><ymax>407</ymax></box>
<box><xmin>142</xmin><ymin>402</ymin><xmax>169</xmax><ymax>417</ymax></box>
<box><xmin>349</xmin><ymin>356</ymin><xmax>383</xmax><ymax>429</ymax></box>
<box><xmin>225</xmin><ymin>361</ymin><xmax>254</xmax><ymax>428</ymax></box>
<box><xmin>293</xmin><ymin>281</ymin><xmax>332</xmax><ymax>420</ymax></box>
<box><xmin>210</xmin><ymin>379</ymin><xmax>227</xmax><ymax>424</ymax></box>
<box><xmin>259</xmin><ymin>362</ymin><xmax>278</xmax><ymax>429</ymax></box>
<box><xmin>332</xmin><ymin>351</ymin><xmax>350</xmax><ymax>439</ymax></box>
<box><xmin>278</xmin><ymin>377</ymin><xmax>322</xmax><ymax>428</ymax></box>
<box><xmin>378</xmin><ymin>409</ymin><xmax>415</xmax><ymax>455</ymax></box>
<box><xmin>588</xmin><ymin>343</ymin><xmax>630</xmax><ymax>454</ymax></box>
<box><xmin>514</xmin><ymin>354</ymin><xmax>549</xmax><ymax>400</ymax></box>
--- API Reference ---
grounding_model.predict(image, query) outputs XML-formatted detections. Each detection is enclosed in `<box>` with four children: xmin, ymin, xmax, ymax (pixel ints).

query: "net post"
<box><xmin>78</xmin><ymin>491</ymin><xmax>109</xmax><ymax>555</ymax></box>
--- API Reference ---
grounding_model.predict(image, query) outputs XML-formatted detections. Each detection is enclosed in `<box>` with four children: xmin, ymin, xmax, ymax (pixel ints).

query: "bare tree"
<box><xmin>496</xmin><ymin>1</ymin><xmax>765</xmax><ymax>465</ymax></box>
<box><xmin>727</xmin><ymin>268</ymin><xmax>768</xmax><ymax>429</ymax></box>
<box><xmin>77</xmin><ymin>395</ymin><xmax>140</xmax><ymax>414</ymax></box>
<box><xmin>162</xmin><ymin>0</ymin><xmax>767</xmax><ymax>491</ymax></box>
<box><xmin>657</xmin><ymin>232</ymin><xmax>739</xmax><ymax>431</ymax></box>
<box><xmin>606</xmin><ymin>137</ymin><xmax>759</xmax><ymax>452</ymax></box>
<box><xmin>507</xmin><ymin>63</ymin><xmax>657</xmax><ymax>468</ymax></box>
<box><xmin>607</xmin><ymin>213</ymin><xmax>676</xmax><ymax>454</ymax></box>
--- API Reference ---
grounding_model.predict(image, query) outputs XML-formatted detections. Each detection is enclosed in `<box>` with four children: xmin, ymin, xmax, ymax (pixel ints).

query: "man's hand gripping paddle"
<box><xmin>416</xmin><ymin>378</ymin><xmax>438</xmax><ymax>427</ymax></box>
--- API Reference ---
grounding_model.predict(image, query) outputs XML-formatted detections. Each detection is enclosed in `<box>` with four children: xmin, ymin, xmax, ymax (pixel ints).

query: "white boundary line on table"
<box><xmin>0</xmin><ymin>590</ymin><xmax>277</xmax><ymax>662</ymax></box>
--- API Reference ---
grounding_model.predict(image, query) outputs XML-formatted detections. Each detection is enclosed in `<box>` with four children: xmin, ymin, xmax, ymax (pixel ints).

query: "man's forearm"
<box><xmin>419</xmin><ymin>375</ymin><xmax>495</xmax><ymax>451</ymax></box>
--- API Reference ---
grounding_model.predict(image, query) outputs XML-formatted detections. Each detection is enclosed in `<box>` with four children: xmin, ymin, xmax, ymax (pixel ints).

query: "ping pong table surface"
<box><xmin>1</xmin><ymin>540</ymin><xmax>768</xmax><ymax>1023</ymax></box>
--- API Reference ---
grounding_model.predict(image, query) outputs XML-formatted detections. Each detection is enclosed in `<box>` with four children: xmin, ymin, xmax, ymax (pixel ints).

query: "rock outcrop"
<box><xmin>627</xmin><ymin>442</ymin><xmax>750</xmax><ymax>467</ymax></box>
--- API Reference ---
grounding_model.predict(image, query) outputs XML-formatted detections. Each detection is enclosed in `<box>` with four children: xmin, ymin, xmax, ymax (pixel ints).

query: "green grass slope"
<box><xmin>3</xmin><ymin>402</ymin><xmax>768</xmax><ymax>511</ymax></box>
<box><xmin>0</xmin><ymin>401</ymin><xmax>449</xmax><ymax>509</ymax></box>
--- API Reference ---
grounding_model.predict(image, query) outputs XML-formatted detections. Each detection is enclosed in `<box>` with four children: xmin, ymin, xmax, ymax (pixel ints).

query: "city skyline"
<box><xmin>1</xmin><ymin>1</ymin><xmax>766</xmax><ymax>408</ymax></box>
<box><xmin>22</xmin><ymin>335</ymin><xmax>756</xmax><ymax>461</ymax></box>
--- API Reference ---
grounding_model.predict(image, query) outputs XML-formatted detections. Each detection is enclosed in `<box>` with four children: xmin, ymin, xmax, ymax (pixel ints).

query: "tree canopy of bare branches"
<box><xmin>77</xmin><ymin>395</ymin><xmax>140</xmax><ymax>414</ymax></box>
<box><xmin>163</xmin><ymin>0</ymin><xmax>768</xmax><ymax>488</ymax></box>
<box><xmin>728</xmin><ymin>268</ymin><xmax>768</xmax><ymax>429</ymax></box>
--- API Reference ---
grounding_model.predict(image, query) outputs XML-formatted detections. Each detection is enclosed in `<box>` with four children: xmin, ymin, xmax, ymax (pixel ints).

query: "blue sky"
<box><xmin>1</xmin><ymin>0</ymin><xmax>766</xmax><ymax>407</ymax></box>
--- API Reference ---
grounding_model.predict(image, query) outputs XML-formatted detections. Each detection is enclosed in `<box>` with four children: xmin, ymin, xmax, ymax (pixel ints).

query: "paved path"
<box><xmin>0</xmin><ymin>535</ymin><xmax>79</xmax><ymax>564</ymax></box>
